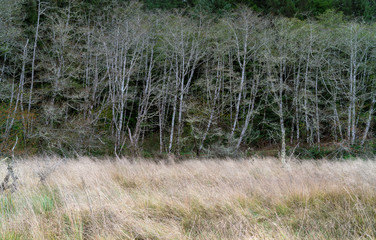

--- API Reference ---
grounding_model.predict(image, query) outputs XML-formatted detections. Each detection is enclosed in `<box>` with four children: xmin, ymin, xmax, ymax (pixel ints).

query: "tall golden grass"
<box><xmin>0</xmin><ymin>157</ymin><xmax>375</xmax><ymax>239</ymax></box>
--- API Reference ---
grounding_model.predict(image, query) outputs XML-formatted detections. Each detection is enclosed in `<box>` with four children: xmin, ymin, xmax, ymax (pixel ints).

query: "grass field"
<box><xmin>0</xmin><ymin>157</ymin><xmax>375</xmax><ymax>239</ymax></box>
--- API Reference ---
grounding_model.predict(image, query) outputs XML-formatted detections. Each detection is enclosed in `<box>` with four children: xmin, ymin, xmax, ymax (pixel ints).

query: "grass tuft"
<box><xmin>0</xmin><ymin>194</ymin><xmax>16</xmax><ymax>217</ymax></box>
<box><xmin>31</xmin><ymin>186</ymin><xmax>61</xmax><ymax>215</ymax></box>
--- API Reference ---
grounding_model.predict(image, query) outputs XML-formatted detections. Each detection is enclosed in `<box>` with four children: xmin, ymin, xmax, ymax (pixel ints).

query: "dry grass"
<box><xmin>0</xmin><ymin>157</ymin><xmax>376</xmax><ymax>240</ymax></box>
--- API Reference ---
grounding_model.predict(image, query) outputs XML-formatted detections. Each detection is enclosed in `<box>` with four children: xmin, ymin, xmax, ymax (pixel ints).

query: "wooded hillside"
<box><xmin>1</xmin><ymin>0</ymin><xmax>376</xmax><ymax>159</ymax></box>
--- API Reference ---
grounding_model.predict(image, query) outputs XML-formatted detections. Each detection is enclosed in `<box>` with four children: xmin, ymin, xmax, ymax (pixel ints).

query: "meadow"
<box><xmin>0</xmin><ymin>157</ymin><xmax>375</xmax><ymax>239</ymax></box>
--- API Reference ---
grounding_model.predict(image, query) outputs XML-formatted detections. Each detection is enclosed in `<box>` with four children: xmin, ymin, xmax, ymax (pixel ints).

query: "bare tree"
<box><xmin>27</xmin><ymin>0</ymin><xmax>47</xmax><ymax>136</ymax></box>
<box><xmin>5</xmin><ymin>40</ymin><xmax>29</xmax><ymax>139</ymax></box>
<box><xmin>161</xmin><ymin>12</ymin><xmax>203</xmax><ymax>153</ymax></box>
<box><xmin>264</xmin><ymin>18</ymin><xmax>296</xmax><ymax>166</ymax></box>
<box><xmin>225</xmin><ymin>9</ymin><xmax>263</xmax><ymax>140</ymax></box>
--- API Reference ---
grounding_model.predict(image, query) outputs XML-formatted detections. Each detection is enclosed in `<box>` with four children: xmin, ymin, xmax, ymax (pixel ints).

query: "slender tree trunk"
<box><xmin>236</xmin><ymin>76</ymin><xmax>259</xmax><ymax>149</ymax></box>
<box><xmin>0</xmin><ymin>54</ymin><xmax>6</xmax><ymax>82</ymax></box>
<box><xmin>351</xmin><ymin>68</ymin><xmax>357</xmax><ymax>144</ymax></box>
<box><xmin>334</xmin><ymin>99</ymin><xmax>343</xmax><ymax>141</ymax></box>
<box><xmin>361</xmin><ymin>95</ymin><xmax>375</xmax><ymax>146</ymax></box>
<box><xmin>5</xmin><ymin>40</ymin><xmax>29</xmax><ymax>139</ymax></box>
<box><xmin>230</xmin><ymin>46</ymin><xmax>247</xmax><ymax>139</ymax></box>
<box><xmin>200</xmin><ymin>66</ymin><xmax>221</xmax><ymax>151</ymax></box>
<box><xmin>168</xmin><ymin>67</ymin><xmax>179</xmax><ymax>153</ymax></box>
<box><xmin>315</xmin><ymin>72</ymin><xmax>320</xmax><ymax>145</ymax></box>
<box><xmin>279</xmin><ymin>62</ymin><xmax>286</xmax><ymax>166</ymax></box>
<box><xmin>168</xmin><ymin>94</ymin><xmax>178</xmax><ymax>153</ymax></box>
<box><xmin>348</xmin><ymin>37</ymin><xmax>354</xmax><ymax>143</ymax></box>
<box><xmin>158</xmin><ymin>61</ymin><xmax>168</xmax><ymax>154</ymax></box>
<box><xmin>27</xmin><ymin>0</ymin><xmax>41</xmax><ymax>136</ymax></box>
<box><xmin>176</xmin><ymin>76</ymin><xmax>185</xmax><ymax>151</ymax></box>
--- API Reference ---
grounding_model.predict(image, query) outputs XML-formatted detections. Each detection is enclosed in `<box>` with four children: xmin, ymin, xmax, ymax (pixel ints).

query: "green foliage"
<box><xmin>31</xmin><ymin>187</ymin><xmax>61</xmax><ymax>215</ymax></box>
<box><xmin>143</xmin><ymin>0</ymin><xmax>188</xmax><ymax>9</ymax></box>
<box><xmin>0</xmin><ymin>194</ymin><xmax>16</xmax><ymax>217</ymax></box>
<box><xmin>0</xmin><ymin>231</ymin><xmax>25</xmax><ymax>240</ymax></box>
<box><xmin>194</xmin><ymin>0</ymin><xmax>232</xmax><ymax>14</ymax></box>
<box><xmin>142</xmin><ymin>0</ymin><xmax>376</xmax><ymax>20</ymax></box>
<box><xmin>342</xmin><ymin>142</ymin><xmax>376</xmax><ymax>159</ymax></box>
<box><xmin>22</xmin><ymin>0</ymin><xmax>38</xmax><ymax>25</ymax></box>
<box><xmin>292</xmin><ymin>141</ymin><xmax>376</xmax><ymax>160</ymax></box>
<box><xmin>293</xmin><ymin>146</ymin><xmax>333</xmax><ymax>159</ymax></box>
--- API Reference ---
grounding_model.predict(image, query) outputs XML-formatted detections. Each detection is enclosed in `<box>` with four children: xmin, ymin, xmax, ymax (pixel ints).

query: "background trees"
<box><xmin>142</xmin><ymin>0</ymin><xmax>376</xmax><ymax>21</ymax></box>
<box><xmin>0</xmin><ymin>0</ymin><xmax>376</xmax><ymax>158</ymax></box>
